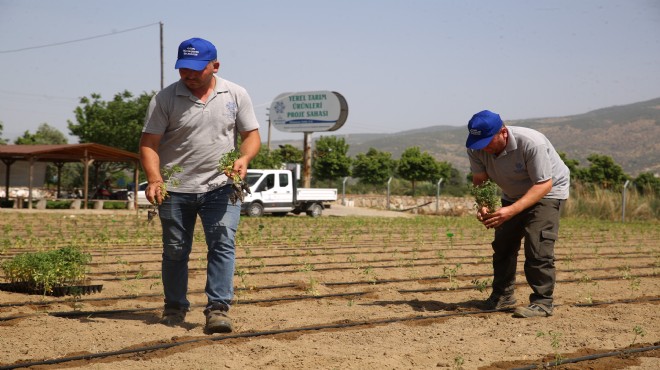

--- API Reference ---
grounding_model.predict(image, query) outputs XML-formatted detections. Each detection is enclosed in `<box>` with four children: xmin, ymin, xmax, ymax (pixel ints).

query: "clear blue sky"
<box><xmin>1</xmin><ymin>0</ymin><xmax>659</xmax><ymax>144</ymax></box>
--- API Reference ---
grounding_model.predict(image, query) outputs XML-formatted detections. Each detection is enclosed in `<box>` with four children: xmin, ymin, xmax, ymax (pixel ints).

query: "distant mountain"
<box><xmin>269</xmin><ymin>97</ymin><xmax>660</xmax><ymax>177</ymax></box>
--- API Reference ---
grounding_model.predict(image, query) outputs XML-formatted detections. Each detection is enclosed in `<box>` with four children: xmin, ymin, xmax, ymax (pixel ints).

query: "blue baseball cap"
<box><xmin>466</xmin><ymin>110</ymin><xmax>503</xmax><ymax>149</ymax></box>
<box><xmin>175</xmin><ymin>38</ymin><xmax>217</xmax><ymax>71</ymax></box>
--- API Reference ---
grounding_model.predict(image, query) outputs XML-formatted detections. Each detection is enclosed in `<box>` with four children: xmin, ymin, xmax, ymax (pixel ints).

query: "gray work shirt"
<box><xmin>143</xmin><ymin>75</ymin><xmax>260</xmax><ymax>193</ymax></box>
<box><xmin>467</xmin><ymin>126</ymin><xmax>570</xmax><ymax>202</ymax></box>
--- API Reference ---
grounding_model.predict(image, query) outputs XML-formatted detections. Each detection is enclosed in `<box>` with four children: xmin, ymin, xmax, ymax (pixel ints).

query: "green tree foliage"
<box><xmin>0</xmin><ymin>121</ymin><xmax>7</xmax><ymax>145</ymax></box>
<box><xmin>13</xmin><ymin>124</ymin><xmax>71</xmax><ymax>188</ymax></box>
<box><xmin>250</xmin><ymin>144</ymin><xmax>304</xmax><ymax>170</ymax></box>
<box><xmin>250</xmin><ymin>146</ymin><xmax>284</xmax><ymax>169</ymax></box>
<box><xmin>275</xmin><ymin>144</ymin><xmax>303</xmax><ymax>164</ymax></box>
<box><xmin>352</xmin><ymin>147</ymin><xmax>396</xmax><ymax>185</ymax></box>
<box><xmin>581</xmin><ymin>154</ymin><xmax>629</xmax><ymax>190</ymax></box>
<box><xmin>68</xmin><ymin>91</ymin><xmax>154</xmax><ymax>153</ymax></box>
<box><xmin>634</xmin><ymin>172</ymin><xmax>660</xmax><ymax>196</ymax></box>
<box><xmin>437</xmin><ymin>161</ymin><xmax>467</xmax><ymax>196</ymax></box>
<box><xmin>397</xmin><ymin>146</ymin><xmax>441</xmax><ymax>195</ymax></box>
<box><xmin>312</xmin><ymin>136</ymin><xmax>351</xmax><ymax>182</ymax></box>
<box><xmin>14</xmin><ymin>123</ymin><xmax>68</xmax><ymax>145</ymax></box>
<box><xmin>559</xmin><ymin>152</ymin><xmax>586</xmax><ymax>182</ymax></box>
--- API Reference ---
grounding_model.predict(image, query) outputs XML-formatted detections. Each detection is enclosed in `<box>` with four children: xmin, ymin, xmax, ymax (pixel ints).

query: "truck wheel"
<box><xmin>306</xmin><ymin>203</ymin><xmax>323</xmax><ymax>217</ymax></box>
<box><xmin>246</xmin><ymin>202</ymin><xmax>264</xmax><ymax>217</ymax></box>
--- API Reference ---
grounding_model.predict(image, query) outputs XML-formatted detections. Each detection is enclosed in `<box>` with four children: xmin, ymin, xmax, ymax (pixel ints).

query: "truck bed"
<box><xmin>296</xmin><ymin>188</ymin><xmax>337</xmax><ymax>202</ymax></box>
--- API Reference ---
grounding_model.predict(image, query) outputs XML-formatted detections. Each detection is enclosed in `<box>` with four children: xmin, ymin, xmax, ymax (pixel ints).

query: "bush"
<box><xmin>46</xmin><ymin>200</ymin><xmax>73</xmax><ymax>209</ymax></box>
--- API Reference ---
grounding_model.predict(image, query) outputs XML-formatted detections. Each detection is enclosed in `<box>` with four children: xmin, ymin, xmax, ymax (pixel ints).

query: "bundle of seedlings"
<box><xmin>218</xmin><ymin>149</ymin><xmax>251</xmax><ymax>204</ymax></box>
<box><xmin>147</xmin><ymin>165</ymin><xmax>183</xmax><ymax>223</ymax></box>
<box><xmin>1</xmin><ymin>245</ymin><xmax>94</xmax><ymax>295</ymax></box>
<box><xmin>471</xmin><ymin>179</ymin><xmax>501</xmax><ymax>214</ymax></box>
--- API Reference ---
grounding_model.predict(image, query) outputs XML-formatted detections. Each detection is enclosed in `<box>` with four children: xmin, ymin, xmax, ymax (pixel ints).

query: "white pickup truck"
<box><xmin>242</xmin><ymin>169</ymin><xmax>337</xmax><ymax>217</ymax></box>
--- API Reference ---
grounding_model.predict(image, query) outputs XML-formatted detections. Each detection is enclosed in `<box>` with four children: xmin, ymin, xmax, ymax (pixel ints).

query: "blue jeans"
<box><xmin>158</xmin><ymin>185</ymin><xmax>240</xmax><ymax>310</ymax></box>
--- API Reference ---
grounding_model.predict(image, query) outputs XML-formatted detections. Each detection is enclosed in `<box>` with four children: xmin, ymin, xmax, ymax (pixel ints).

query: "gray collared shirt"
<box><xmin>143</xmin><ymin>75</ymin><xmax>260</xmax><ymax>193</ymax></box>
<box><xmin>467</xmin><ymin>126</ymin><xmax>570</xmax><ymax>202</ymax></box>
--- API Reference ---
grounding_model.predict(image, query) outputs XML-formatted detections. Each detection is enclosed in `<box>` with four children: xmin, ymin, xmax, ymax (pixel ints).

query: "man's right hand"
<box><xmin>146</xmin><ymin>181</ymin><xmax>164</xmax><ymax>205</ymax></box>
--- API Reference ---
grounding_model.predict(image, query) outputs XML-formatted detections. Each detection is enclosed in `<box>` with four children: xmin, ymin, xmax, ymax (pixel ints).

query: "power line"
<box><xmin>0</xmin><ymin>22</ymin><xmax>160</xmax><ymax>54</ymax></box>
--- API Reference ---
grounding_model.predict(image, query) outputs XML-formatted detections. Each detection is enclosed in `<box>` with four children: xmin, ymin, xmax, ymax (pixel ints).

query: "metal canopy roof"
<box><xmin>0</xmin><ymin>143</ymin><xmax>139</xmax><ymax>163</ymax></box>
<box><xmin>0</xmin><ymin>143</ymin><xmax>140</xmax><ymax>210</ymax></box>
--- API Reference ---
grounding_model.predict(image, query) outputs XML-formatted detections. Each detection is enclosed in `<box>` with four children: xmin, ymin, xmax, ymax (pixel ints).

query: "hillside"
<box><xmin>270</xmin><ymin>97</ymin><xmax>660</xmax><ymax>178</ymax></box>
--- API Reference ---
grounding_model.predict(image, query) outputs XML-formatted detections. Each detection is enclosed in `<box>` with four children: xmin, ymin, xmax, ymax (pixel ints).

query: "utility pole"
<box><xmin>159</xmin><ymin>22</ymin><xmax>164</xmax><ymax>90</ymax></box>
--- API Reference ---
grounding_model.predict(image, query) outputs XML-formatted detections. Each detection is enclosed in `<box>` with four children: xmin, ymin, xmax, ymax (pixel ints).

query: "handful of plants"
<box><xmin>147</xmin><ymin>165</ymin><xmax>183</xmax><ymax>224</ymax></box>
<box><xmin>471</xmin><ymin>179</ymin><xmax>501</xmax><ymax>214</ymax></box>
<box><xmin>218</xmin><ymin>149</ymin><xmax>251</xmax><ymax>204</ymax></box>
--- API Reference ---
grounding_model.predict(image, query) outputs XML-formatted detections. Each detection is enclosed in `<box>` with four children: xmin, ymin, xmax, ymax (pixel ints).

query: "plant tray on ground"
<box><xmin>0</xmin><ymin>282</ymin><xmax>103</xmax><ymax>297</ymax></box>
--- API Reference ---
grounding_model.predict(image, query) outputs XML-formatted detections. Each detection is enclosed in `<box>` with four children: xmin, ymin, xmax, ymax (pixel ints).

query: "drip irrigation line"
<box><xmin>1</xmin><ymin>264</ymin><xmax>656</xmax><ymax>308</ymax></box>
<box><xmin>2</xmin><ymin>304</ymin><xmax>659</xmax><ymax>370</ymax></box>
<box><xmin>511</xmin><ymin>344</ymin><xmax>660</xmax><ymax>370</ymax></box>
<box><xmin>573</xmin><ymin>296</ymin><xmax>660</xmax><ymax>307</ymax></box>
<box><xmin>80</xmin><ymin>250</ymin><xmax>653</xmax><ymax>278</ymax></box>
<box><xmin>0</xmin><ymin>283</ymin><xmax>300</xmax><ymax>308</ymax></box>
<box><xmin>398</xmin><ymin>273</ymin><xmax>658</xmax><ymax>294</ymax></box>
<box><xmin>0</xmin><ymin>291</ymin><xmax>370</xmax><ymax>322</ymax></box>
<box><xmin>0</xmin><ymin>307</ymin><xmax>542</xmax><ymax>370</ymax></box>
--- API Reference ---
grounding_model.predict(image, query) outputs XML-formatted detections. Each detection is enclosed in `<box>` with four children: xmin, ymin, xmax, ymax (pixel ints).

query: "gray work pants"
<box><xmin>490</xmin><ymin>198</ymin><xmax>563</xmax><ymax>308</ymax></box>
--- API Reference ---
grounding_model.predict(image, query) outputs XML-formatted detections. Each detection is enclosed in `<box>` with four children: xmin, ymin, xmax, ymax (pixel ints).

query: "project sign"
<box><xmin>270</xmin><ymin>91</ymin><xmax>348</xmax><ymax>133</ymax></box>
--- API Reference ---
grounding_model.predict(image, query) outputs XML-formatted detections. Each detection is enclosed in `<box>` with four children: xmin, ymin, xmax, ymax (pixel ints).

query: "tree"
<box><xmin>559</xmin><ymin>152</ymin><xmax>586</xmax><ymax>183</ymax></box>
<box><xmin>12</xmin><ymin>124</ymin><xmax>73</xmax><ymax>189</ymax></box>
<box><xmin>250</xmin><ymin>146</ymin><xmax>284</xmax><ymax>169</ymax></box>
<box><xmin>581</xmin><ymin>154</ymin><xmax>629</xmax><ymax>190</ymax></box>
<box><xmin>0</xmin><ymin>121</ymin><xmax>7</xmax><ymax>145</ymax></box>
<box><xmin>274</xmin><ymin>144</ymin><xmax>303</xmax><ymax>164</ymax></box>
<box><xmin>352</xmin><ymin>148</ymin><xmax>396</xmax><ymax>185</ymax></box>
<box><xmin>634</xmin><ymin>172</ymin><xmax>660</xmax><ymax>196</ymax></box>
<box><xmin>397</xmin><ymin>146</ymin><xmax>441</xmax><ymax>195</ymax></box>
<box><xmin>14</xmin><ymin>123</ymin><xmax>68</xmax><ymax>145</ymax></box>
<box><xmin>312</xmin><ymin>136</ymin><xmax>351</xmax><ymax>182</ymax></box>
<box><xmin>68</xmin><ymin>91</ymin><xmax>154</xmax><ymax>153</ymax></box>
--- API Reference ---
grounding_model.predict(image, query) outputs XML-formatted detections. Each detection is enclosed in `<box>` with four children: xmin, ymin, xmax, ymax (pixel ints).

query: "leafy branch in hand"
<box><xmin>159</xmin><ymin>165</ymin><xmax>183</xmax><ymax>199</ymax></box>
<box><xmin>471</xmin><ymin>179</ymin><xmax>501</xmax><ymax>214</ymax></box>
<box><xmin>218</xmin><ymin>150</ymin><xmax>251</xmax><ymax>204</ymax></box>
<box><xmin>147</xmin><ymin>165</ymin><xmax>183</xmax><ymax>224</ymax></box>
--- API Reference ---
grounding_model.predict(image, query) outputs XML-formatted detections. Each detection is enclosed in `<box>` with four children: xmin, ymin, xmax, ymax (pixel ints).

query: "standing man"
<box><xmin>140</xmin><ymin>37</ymin><xmax>261</xmax><ymax>333</ymax></box>
<box><xmin>466</xmin><ymin>110</ymin><xmax>569</xmax><ymax>318</ymax></box>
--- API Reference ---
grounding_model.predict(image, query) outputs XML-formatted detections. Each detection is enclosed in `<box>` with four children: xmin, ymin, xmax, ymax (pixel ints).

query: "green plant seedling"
<box><xmin>631</xmin><ymin>325</ymin><xmax>646</xmax><ymax>347</ymax></box>
<box><xmin>471</xmin><ymin>179</ymin><xmax>500</xmax><ymax>214</ymax></box>
<box><xmin>148</xmin><ymin>165</ymin><xmax>183</xmax><ymax>223</ymax></box>
<box><xmin>218</xmin><ymin>149</ymin><xmax>251</xmax><ymax>204</ymax></box>
<box><xmin>471</xmin><ymin>278</ymin><xmax>491</xmax><ymax>294</ymax></box>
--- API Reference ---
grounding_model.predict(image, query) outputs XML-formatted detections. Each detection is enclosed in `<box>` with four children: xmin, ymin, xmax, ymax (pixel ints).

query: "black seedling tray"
<box><xmin>0</xmin><ymin>282</ymin><xmax>103</xmax><ymax>297</ymax></box>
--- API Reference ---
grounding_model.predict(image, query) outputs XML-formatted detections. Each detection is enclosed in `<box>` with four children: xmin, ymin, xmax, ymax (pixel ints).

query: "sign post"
<box><xmin>270</xmin><ymin>91</ymin><xmax>348</xmax><ymax>187</ymax></box>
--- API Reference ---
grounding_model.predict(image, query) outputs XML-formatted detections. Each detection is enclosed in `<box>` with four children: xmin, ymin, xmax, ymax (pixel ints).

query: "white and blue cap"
<box><xmin>466</xmin><ymin>110</ymin><xmax>503</xmax><ymax>149</ymax></box>
<box><xmin>175</xmin><ymin>38</ymin><xmax>217</xmax><ymax>71</ymax></box>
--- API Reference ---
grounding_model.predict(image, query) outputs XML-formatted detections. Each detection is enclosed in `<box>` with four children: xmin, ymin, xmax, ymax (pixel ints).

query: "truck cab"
<box><xmin>242</xmin><ymin>169</ymin><xmax>337</xmax><ymax>217</ymax></box>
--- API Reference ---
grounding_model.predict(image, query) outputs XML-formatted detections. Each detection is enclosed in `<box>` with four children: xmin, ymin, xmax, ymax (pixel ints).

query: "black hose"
<box><xmin>511</xmin><ymin>344</ymin><xmax>660</xmax><ymax>370</ymax></box>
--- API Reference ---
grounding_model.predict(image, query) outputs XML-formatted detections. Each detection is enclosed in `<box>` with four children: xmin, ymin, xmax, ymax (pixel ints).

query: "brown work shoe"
<box><xmin>513</xmin><ymin>304</ymin><xmax>553</xmax><ymax>318</ymax></box>
<box><xmin>159</xmin><ymin>306</ymin><xmax>188</xmax><ymax>326</ymax></box>
<box><xmin>204</xmin><ymin>303</ymin><xmax>233</xmax><ymax>333</ymax></box>
<box><xmin>482</xmin><ymin>294</ymin><xmax>517</xmax><ymax>310</ymax></box>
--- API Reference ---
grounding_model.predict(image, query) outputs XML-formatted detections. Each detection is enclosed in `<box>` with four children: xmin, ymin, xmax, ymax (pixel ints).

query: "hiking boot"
<box><xmin>159</xmin><ymin>306</ymin><xmax>188</xmax><ymax>326</ymax></box>
<box><xmin>513</xmin><ymin>304</ymin><xmax>553</xmax><ymax>318</ymax></box>
<box><xmin>482</xmin><ymin>294</ymin><xmax>517</xmax><ymax>310</ymax></box>
<box><xmin>204</xmin><ymin>303</ymin><xmax>233</xmax><ymax>333</ymax></box>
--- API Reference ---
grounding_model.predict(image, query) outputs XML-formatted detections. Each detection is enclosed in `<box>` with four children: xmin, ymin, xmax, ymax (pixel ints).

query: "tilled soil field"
<box><xmin>0</xmin><ymin>208</ymin><xmax>658</xmax><ymax>369</ymax></box>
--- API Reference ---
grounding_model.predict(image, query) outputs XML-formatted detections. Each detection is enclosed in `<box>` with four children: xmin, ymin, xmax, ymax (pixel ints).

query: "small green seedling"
<box><xmin>218</xmin><ymin>150</ymin><xmax>251</xmax><ymax>204</ymax></box>
<box><xmin>147</xmin><ymin>165</ymin><xmax>183</xmax><ymax>223</ymax></box>
<box><xmin>537</xmin><ymin>330</ymin><xmax>564</xmax><ymax>366</ymax></box>
<box><xmin>631</xmin><ymin>325</ymin><xmax>646</xmax><ymax>347</ymax></box>
<box><xmin>471</xmin><ymin>179</ymin><xmax>500</xmax><ymax>214</ymax></box>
